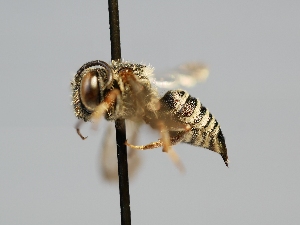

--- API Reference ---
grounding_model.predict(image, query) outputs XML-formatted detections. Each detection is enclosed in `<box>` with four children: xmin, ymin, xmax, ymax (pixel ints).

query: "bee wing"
<box><xmin>151</xmin><ymin>62</ymin><xmax>209</xmax><ymax>89</ymax></box>
<box><xmin>100</xmin><ymin>121</ymin><xmax>142</xmax><ymax>182</ymax></box>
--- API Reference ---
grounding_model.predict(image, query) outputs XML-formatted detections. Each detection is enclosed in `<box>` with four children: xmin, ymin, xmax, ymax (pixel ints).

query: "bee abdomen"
<box><xmin>182</xmin><ymin>127</ymin><xmax>228</xmax><ymax>167</ymax></box>
<box><xmin>161</xmin><ymin>90</ymin><xmax>228</xmax><ymax>166</ymax></box>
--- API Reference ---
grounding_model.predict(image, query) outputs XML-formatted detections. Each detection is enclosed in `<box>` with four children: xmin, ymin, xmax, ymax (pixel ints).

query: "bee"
<box><xmin>71</xmin><ymin>60</ymin><xmax>229</xmax><ymax>177</ymax></box>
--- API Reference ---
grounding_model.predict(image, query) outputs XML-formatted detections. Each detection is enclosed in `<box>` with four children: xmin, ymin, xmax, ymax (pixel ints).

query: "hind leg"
<box><xmin>125</xmin><ymin>121</ymin><xmax>191</xmax><ymax>172</ymax></box>
<box><xmin>125</xmin><ymin>119</ymin><xmax>191</xmax><ymax>150</ymax></box>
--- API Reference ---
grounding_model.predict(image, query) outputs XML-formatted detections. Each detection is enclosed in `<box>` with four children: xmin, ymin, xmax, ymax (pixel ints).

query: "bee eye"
<box><xmin>72</xmin><ymin>60</ymin><xmax>114</xmax><ymax>120</ymax></box>
<box><xmin>80</xmin><ymin>70</ymin><xmax>101</xmax><ymax>112</ymax></box>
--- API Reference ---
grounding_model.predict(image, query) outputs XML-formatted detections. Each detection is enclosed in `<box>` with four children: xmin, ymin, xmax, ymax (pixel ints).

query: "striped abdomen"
<box><xmin>160</xmin><ymin>90</ymin><xmax>229</xmax><ymax>166</ymax></box>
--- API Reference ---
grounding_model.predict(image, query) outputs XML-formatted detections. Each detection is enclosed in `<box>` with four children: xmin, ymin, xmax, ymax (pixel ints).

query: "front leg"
<box><xmin>75</xmin><ymin>120</ymin><xmax>88</xmax><ymax>140</ymax></box>
<box><xmin>75</xmin><ymin>89</ymin><xmax>121</xmax><ymax>139</ymax></box>
<box><xmin>91</xmin><ymin>89</ymin><xmax>120</xmax><ymax>128</ymax></box>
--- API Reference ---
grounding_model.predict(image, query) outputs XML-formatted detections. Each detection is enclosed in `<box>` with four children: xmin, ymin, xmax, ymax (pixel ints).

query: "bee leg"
<box><xmin>166</xmin><ymin>148</ymin><xmax>185</xmax><ymax>172</ymax></box>
<box><xmin>125</xmin><ymin>123</ymin><xmax>187</xmax><ymax>172</ymax></box>
<box><xmin>91</xmin><ymin>89</ymin><xmax>120</xmax><ymax>129</ymax></box>
<box><xmin>125</xmin><ymin>136</ymin><xmax>185</xmax><ymax>172</ymax></box>
<box><xmin>158</xmin><ymin>120</ymin><xmax>194</xmax><ymax>172</ymax></box>
<box><xmin>160</xmin><ymin>123</ymin><xmax>191</xmax><ymax>169</ymax></box>
<box><xmin>125</xmin><ymin>139</ymin><xmax>163</xmax><ymax>150</ymax></box>
<box><xmin>75</xmin><ymin>120</ymin><xmax>88</xmax><ymax>140</ymax></box>
<box><xmin>124</xmin><ymin>130</ymin><xmax>186</xmax><ymax>150</ymax></box>
<box><xmin>157</xmin><ymin>121</ymin><xmax>192</xmax><ymax>151</ymax></box>
<box><xmin>158</xmin><ymin>121</ymin><xmax>186</xmax><ymax>172</ymax></box>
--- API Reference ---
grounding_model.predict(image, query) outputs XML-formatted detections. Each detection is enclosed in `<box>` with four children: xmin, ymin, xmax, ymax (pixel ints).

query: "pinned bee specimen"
<box><xmin>71</xmin><ymin>60</ymin><xmax>229</xmax><ymax>175</ymax></box>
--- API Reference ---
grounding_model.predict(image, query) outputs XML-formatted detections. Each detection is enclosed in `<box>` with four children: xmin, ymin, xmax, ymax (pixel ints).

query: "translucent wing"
<box><xmin>151</xmin><ymin>62</ymin><xmax>209</xmax><ymax>89</ymax></box>
<box><xmin>100</xmin><ymin>121</ymin><xmax>142</xmax><ymax>182</ymax></box>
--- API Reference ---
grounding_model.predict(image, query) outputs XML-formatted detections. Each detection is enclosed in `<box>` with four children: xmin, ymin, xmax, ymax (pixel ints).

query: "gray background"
<box><xmin>1</xmin><ymin>0</ymin><xmax>300</xmax><ymax>224</ymax></box>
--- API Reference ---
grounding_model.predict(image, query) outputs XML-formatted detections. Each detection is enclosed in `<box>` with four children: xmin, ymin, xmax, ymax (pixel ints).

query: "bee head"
<box><xmin>72</xmin><ymin>60</ymin><xmax>113</xmax><ymax>121</ymax></box>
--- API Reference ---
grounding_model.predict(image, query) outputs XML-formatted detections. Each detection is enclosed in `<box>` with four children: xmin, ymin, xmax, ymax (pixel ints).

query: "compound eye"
<box><xmin>80</xmin><ymin>70</ymin><xmax>101</xmax><ymax>112</ymax></box>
